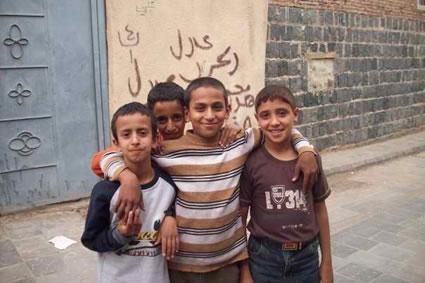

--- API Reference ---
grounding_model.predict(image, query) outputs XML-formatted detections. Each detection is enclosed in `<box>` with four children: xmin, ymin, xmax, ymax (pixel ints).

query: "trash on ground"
<box><xmin>49</xmin><ymin>235</ymin><xmax>77</xmax><ymax>250</ymax></box>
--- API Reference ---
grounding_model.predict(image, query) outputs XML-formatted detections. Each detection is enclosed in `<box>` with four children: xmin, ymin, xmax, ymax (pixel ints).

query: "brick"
<box><xmin>320</xmin><ymin>10</ymin><xmax>333</xmax><ymax>25</ymax></box>
<box><xmin>361</xmin><ymin>73</ymin><xmax>369</xmax><ymax>86</ymax></box>
<box><xmin>335</xmin><ymin>88</ymin><xmax>355</xmax><ymax>103</ymax></box>
<box><xmin>299</xmin><ymin>107</ymin><xmax>320</xmax><ymax>123</ymax></box>
<box><xmin>289</xmin><ymin>76</ymin><xmax>303</xmax><ymax>92</ymax></box>
<box><xmin>359</xmin><ymin>30</ymin><xmax>371</xmax><ymax>42</ymax></box>
<box><xmin>290</xmin><ymin>44</ymin><xmax>299</xmax><ymax>58</ymax></box>
<box><xmin>344</xmin><ymin>44</ymin><xmax>352</xmax><ymax>57</ymax></box>
<box><xmin>269</xmin><ymin>24</ymin><xmax>282</xmax><ymax>41</ymax></box>
<box><xmin>335</xmin><ymin>12</ymin><xmax>348</xmax><ymax>26</ymax></box>
<box><xmin>288</xmin><ymin>60</ymin><xmax>301</xmax><ymax>76</ymax></box>
<box><xmin>380</xmin><ymin>71</ymin><xmax>402</xmax><ymax>83</ymax></box>
<box><xmin>268</xmin><ymin>6</ymin><xmax>286</xmax><ymax>23</ymax></box>
<box><xmin>277</xmin><ymin>60</ymin><xmax>289</xmax><ymax>76</ymax></box>
<box><xmin>369</xmin><ymin>71</ymin><xmax>380</xmax><ymax>85</ymax></box>
<box><xmin>303</xmin><ymin>92</ymin><xmax>321</xmax><ymax>107</ymax></box>
<box><xmin>378</xmin><ymin>31</ymin><xmax>388</xmax><ymax>43</ymax></box>
<box><xmin>305</xmin><ymin>26</ymin><xmax>315</xmax><ymax>42</ymax></box>
<box><xmin>323</xmin><ymin>105</ymin><xmax>339</xmax><ymax>120</ymax></box>
<box><xmin>266</xmin><ymin>61</ymin><xmax>278</xmax><ymax>78</ymax></box>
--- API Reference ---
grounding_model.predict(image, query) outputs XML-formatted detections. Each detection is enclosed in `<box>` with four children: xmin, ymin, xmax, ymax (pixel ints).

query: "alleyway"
<box><xmin>1</xmin><ymin>151</ymin><xmax>425</xmax><ymax>283</ymax></box>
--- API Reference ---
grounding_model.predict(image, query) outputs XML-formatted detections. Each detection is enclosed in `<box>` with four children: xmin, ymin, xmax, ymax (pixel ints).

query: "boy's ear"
<box><xmin>293</xmin><ymin>107</ymin><xmax>299</xmax><ymax>122</ymax></box>
<box><xmin>225</xmin><ymin>104</ymin><xmax>232</xmax><ymax>120</ymax></box>
<box><xmin>254</xmin><ymin>112</ymin><xmax>259</xmax><ymax>122</ymax></box>
<box><xmin>184</xmin><ymin>107</ymin><xmax>190</xmax><ymax>122</ymax></box>
<box><xmin>112</xmin><ymin>137</ymin><xmax>118</xmax><ymax>146</ymax></box>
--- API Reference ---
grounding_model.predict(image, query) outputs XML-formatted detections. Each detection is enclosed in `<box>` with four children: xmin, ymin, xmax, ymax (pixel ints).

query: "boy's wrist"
<box><xmin>112</xmin><ymin>227</ymin><xmax>135</xmax><ymax>246</ymax></box>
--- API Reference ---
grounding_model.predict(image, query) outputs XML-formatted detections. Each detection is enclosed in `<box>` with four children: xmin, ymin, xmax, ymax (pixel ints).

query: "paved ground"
<box><xmin>1</xmin><ymin>131</ymin><xmax>425</xmax><ymax>283</ymax></box>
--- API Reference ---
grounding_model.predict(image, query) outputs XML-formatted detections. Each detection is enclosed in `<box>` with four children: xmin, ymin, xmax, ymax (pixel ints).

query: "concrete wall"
<box><xmin>266</xmin><ymin>3</ymin><xmax>425</xmax><ymax>150</ymax></box>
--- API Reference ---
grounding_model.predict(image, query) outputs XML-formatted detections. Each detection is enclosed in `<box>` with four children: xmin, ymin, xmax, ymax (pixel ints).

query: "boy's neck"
<box><xmin>124</xmin><ymin>157</ymin><xmax>155</xmax><ymax>184</ymax></box>
<box><xmin>189</xmin><ymin>130</ymin><xmax>221</xmax><ymax>145</ymax></box>
<box><xmin>264</xmin><ymin>138</ymin><xmax>297</xmax><ymax>161</ymax></box>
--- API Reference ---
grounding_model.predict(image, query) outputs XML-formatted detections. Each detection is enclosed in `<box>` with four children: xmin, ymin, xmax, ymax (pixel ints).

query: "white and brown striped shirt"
<box><xmin>100</xmin><ymin>128</ymin><xmax>313</xmax><ymax>273</ymax></box>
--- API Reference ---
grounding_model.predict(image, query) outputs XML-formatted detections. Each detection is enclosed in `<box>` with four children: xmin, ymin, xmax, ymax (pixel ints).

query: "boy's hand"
<box><xmin>239</xmin><ymin>260</ymin><xmax>254</xmax><ymax>283</ymax></box>
<box><xmin>117</xmin><ymin>209</ymin><xmax>142</xmax><ymax>237</ymax></box>
<box><xmin>219</xmin><ymin>123</ymin><xmax>242</xmax><ymax>147</ymax></box>
<box><xmin>151</xmin><ymin>132</ymin><xmax>164</xmax><ymax>155</ymax></box>
<box><xmin>114</xmin><ymin>169</ymin><xmax>144</xmax><ymax>219</ymax></box>
<box><xmin>155</xmin><ymin>216</ymin><xmax>179</xmax><ymax>260</ymax></box>
<box><xmin>151</xmin><ymin>142</ymin><xmax>164</xmax><ymax>155</ymax></box>
<box><xmin>320</xmin><ymin>261</ymin><xmax>333</xmax><ymax>283</ymax></box>
<box><xmin>292</xmin><ymin>151</ymin><xmax>318</xmax><ymax>191</ymax></box>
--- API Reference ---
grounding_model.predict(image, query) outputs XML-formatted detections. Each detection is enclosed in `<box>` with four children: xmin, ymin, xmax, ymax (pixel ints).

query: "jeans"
<box><xmin>248</xmin><ymin>236</ymin><xmax>320</xmax><ymax>283</ymax></box>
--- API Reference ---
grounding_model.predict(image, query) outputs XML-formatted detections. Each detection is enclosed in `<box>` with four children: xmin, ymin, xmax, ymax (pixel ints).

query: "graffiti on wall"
<box><xmin>106</xmin><ymin>0</ymin><xmax>267</xmax><ymax>128</ymax></box>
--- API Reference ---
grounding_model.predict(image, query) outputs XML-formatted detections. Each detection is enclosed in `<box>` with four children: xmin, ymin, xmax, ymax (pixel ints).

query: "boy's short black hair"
<box><xmin>147</xmin><ymin>82</ymin><xmax>185</xmax><ymax>110</ymax></box>
<box><xmin>255</xmin><ymin>85</ymin><xmax>296</xmax><ymax>112</ymax></box>
<box><xmin>184</xmin><ymin>77</ymin><xmax>228</xmax><ymax>108</ymax></box>
<box><xmin>111</xmin><ymin>102</ymin><xmax>157</xmax><ymax>141</ymax></box>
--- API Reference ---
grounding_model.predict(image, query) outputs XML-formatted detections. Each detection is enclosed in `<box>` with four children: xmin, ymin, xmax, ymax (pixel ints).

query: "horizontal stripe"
<box><xmin>176</xmin><ymin>189</ymin><xmax>238</xmax><ymax>210</ymax></box>
<box><xmin>177</xmin><ymin>208</ymin><xmax>240</xmax><ymax>229</ymax></box>
<box><xmin>178</xmin><ymin>236</ymin><xmax>246</xmax><ymax>258</ymax></box>
<box><xmin>178</xmin><ymin>226</ymin><xmax>246</xmax><ymax>252</ymax></box>
<box><xmin>176</xmin><ymin>193</ymin><xmax>240</xmax><ymax>219</ymax></box>
<box><xmin>178</xmin><ymin>217</ymin><xmax>243</xmax><ymax>244</ymax></box>
<box><xmin>173</xmin><ymin>176</ymin><xmax>241</xmax><ymax>193</ymax></box>
<box><xmin>178</xmin><ymin>187</ymin><xmax>238</xmax><ymax>203</ymax></box>
<box><xmin>172</xmin><ymin>240</ymin><xmax>246</xmax><ymax>266</ymax></box>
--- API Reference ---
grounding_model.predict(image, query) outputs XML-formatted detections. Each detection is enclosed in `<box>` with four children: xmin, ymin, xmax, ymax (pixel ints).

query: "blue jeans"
<box><xmin>248</xmin><ymin>236</ymin><xmax>320</xmax><ymax>283</ymax></box>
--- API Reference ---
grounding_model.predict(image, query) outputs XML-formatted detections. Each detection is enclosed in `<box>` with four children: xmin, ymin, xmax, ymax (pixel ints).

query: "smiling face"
<box><xmin>153</xmin><ymin>100</ymin><xmax>185</xmax><ymax>140</ymax></box>
<box><xmin>186</xmin><ymin>86</ymin><xmax>230</xmax><ymax>140</ymax></box>
<box><xmin>112</xmin><ymin>112</ymin><xmax>154</xmax><ymax>166</ymax></box>
<box><xmin>256</xmin><ymin>98</ymin><xmax>298</xmax><ymax>147</ymax></box>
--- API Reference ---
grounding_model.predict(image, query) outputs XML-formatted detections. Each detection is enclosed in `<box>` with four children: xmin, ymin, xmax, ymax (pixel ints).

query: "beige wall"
<box><xmin>106</xmin><ymin>0</ymin><xmax>268</xmax><ymax>128</ymax></box>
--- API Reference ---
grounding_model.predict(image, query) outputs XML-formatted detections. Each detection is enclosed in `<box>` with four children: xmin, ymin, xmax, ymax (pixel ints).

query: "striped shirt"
<box><xmin>100</xmin><ymin>128</ymin><xmax>313</xmax><ymax>272</ymax></box>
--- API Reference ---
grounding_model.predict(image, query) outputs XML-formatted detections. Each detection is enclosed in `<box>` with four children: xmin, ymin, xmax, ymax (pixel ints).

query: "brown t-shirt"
<box><xmin>240</xmin><ymin>145</ymin><xmax>330</xmax><ymax>243</ymax></box>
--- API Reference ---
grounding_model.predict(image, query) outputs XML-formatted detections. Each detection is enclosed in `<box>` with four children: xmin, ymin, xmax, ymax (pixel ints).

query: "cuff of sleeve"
<box><xmin>112</xmin><ymin>227</ymin><xmax>135</xmax><ymax>246</ymax></box>
<box><xmin>297</xmin><ymin>146</ymin><xmax>316</xmax><ymax>156</ymax></box>
<box><xmin>110</xmin><ymin>166</ymin><xmax>129</xmax><ymax>181</ymax></box>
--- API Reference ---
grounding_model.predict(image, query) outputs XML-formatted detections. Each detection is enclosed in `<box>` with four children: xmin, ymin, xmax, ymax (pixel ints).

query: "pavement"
<box><xmin>1</xmin><ymin>130</ymin><xmax>425</xmax><ymax>283</ymax></box>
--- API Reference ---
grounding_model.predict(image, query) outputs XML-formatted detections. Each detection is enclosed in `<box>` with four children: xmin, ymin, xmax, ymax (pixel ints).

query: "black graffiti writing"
<box><xmin>128</xmin><ymin>58</ymin><xmax>141</xmax><ymax>97</ymax></box>
<box><xmin>234</xmin><ymin>94</ymin><xmax>254</xmax><ymax>113</ymax></box>
<box><xmin>118</xmin><ymin>25</ymin><xmax>140</xmax><ymax>47</ymax></box>
<box><xmin>170</xmin><ymin>29</ymin><xmax>214</xmax><ymax>61</ymax></box>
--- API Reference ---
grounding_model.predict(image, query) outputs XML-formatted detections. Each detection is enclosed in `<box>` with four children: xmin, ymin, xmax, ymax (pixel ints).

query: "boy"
<box><xmin>93</xmin><ymin>82</ymin><xmax>241</xmax><ymax>219</ymax></box>
<box><xmin>81</xmin><ymin>102</ymin><xmax>177</xmax><ymax>283</ymax></box>
<box><xmin>94</xmin><ymin>77</ymin><xmax>319</xmax><ymax>282</ymax></box>
<box><xmin>240</xmin><ymin>85</ymin><xmax>333</xmax><ymax>283</ymax></box>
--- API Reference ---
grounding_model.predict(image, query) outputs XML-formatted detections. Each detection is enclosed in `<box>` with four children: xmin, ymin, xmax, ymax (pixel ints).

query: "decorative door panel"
<box><xmin>0</xmin><ymin>17</ymin><xmax>47</xmax><ymax>66</ymax></box>
<box><xmin>0</xmin><ymin>68</ymin><xmax>51</xmax><ymax>119</ymax></box>
<box><xmin>0</xmin><ymin>0</ymin><xmax>108</xmax><ymax>213</ymax></box>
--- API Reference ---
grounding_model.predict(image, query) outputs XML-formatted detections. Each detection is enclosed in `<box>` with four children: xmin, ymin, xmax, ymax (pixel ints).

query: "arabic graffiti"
<box><xmin>136</xmin><ymin>0</ymin><xmax>157</xmax><ymax>16</ymax></box>
<box><xmin>117</xmin><ymin>26</ymin><xmax>255</xmax><ymax>126</ymax></box>
<box><xmin>117</xmin><ymin>25</ymin><xmax>142</xmax><ymax>97</ymax></box>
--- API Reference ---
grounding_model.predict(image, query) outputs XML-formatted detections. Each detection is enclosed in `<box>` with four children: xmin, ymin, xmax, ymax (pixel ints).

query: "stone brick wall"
<box><xmin>266</xmin><ymin>5</ymin><xmax>425</xmax><ymax>150</ymax></box>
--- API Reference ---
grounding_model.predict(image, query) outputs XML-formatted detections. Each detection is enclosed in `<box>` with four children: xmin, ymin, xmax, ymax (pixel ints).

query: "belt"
<box><xmin>253</xmin><ymin>235</ymin><xmax>317</xmax><ymax>251</ymax></box>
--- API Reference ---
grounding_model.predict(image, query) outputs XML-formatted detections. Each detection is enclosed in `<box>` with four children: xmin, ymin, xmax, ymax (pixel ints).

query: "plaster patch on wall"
<box><xmin>306</xmin><ymin>52</ymin><xmax>336</xmax><ymax>92</ymax></box>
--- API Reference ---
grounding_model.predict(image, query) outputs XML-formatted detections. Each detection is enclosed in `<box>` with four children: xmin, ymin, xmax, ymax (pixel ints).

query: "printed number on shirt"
<box><xmin>265</xmin><ymin>186</ymin><xmax>307</xmax><ymax>211</ymax></box>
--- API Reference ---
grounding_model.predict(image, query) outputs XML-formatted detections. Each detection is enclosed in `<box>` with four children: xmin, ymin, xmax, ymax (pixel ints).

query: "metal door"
<box><xmin>0</xmin><ymin>0</ymin><xmax>109</xmax><ymax>213</ymax></box>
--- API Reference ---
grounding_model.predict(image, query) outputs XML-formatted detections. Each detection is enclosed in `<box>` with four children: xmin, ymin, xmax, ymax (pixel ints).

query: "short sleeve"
<box><xmin>239</xmin><ymin>166</ymin><xmax>254</xmax><ymax>207</ymax></box>
<box><xmin>312</xmin><ymin>154</ymin><xmax>331</xmax><ymax>202</ymax></box>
